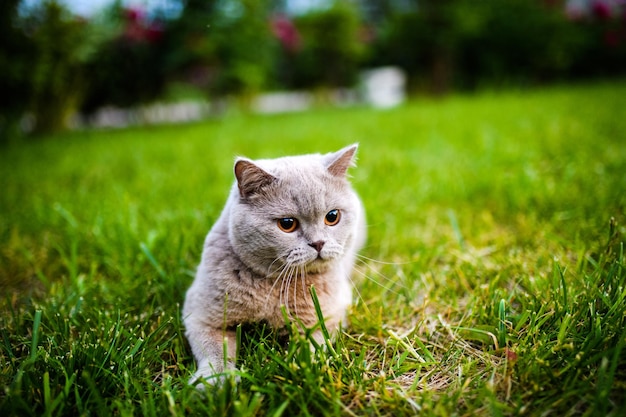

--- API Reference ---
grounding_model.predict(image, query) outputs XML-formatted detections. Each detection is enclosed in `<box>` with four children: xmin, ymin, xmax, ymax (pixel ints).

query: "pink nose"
<box><xmin>309</xmin><ymin>241</ymin><xmax>325</xmax><ymax>253</ymax></box>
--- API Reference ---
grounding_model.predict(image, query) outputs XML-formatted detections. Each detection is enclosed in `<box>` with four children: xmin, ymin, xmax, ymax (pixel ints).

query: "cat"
<box><xmin>183</xmin><ymin>144</ymin><xmax>366</xmax><ymax>385</ymax></box>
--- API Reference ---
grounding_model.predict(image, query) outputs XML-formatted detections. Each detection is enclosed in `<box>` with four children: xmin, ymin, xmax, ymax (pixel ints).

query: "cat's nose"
<box><xmin>309</xmin><ymin>241</ymin><xmax>325</xmax><ymax>253</ymax></box>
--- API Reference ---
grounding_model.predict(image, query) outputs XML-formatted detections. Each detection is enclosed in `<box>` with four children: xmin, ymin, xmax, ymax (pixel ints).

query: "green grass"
<box><xmin>1</xmin><ymin>81</ymin><xmax>625</xmax><ymax>416</ymax></box>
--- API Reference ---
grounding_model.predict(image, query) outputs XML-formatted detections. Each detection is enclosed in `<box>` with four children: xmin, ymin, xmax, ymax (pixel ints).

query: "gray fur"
<box><xmin>183</xmin><ymin>144</ymin><xmax>366</xmax><ymax>385</ymax></box>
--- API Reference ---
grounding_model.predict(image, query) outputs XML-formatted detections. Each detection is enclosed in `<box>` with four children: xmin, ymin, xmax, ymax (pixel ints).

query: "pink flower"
<box><xmin>271</xmin><ymin>15</ymin><xmax>301</xmax><ymax>52</ymax></box>
<box><xmin>122</xmin><ymin>7</ymin><xmax>163</xmax><ymax>43</ymax></box>
<box><xmin>592</xmin><ymin>1</ymin><xmax>612</xmax><ymax>19</ymax></box>
<box><xmin>145</xmin><ymin>24</ymin><xmax>164</xmax><ymax>43</ymax></box>
<box><xmin>124</xmin><ymin>7</ymin><xmax>145</xmax><ymax>23</ymax></box>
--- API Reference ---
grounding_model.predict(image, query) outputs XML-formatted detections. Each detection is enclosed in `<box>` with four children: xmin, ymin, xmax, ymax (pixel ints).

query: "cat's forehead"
<box><xmin>255</xmin><ymin>155</ymin><xmax>347</xmax><ymax>215</ymax></box>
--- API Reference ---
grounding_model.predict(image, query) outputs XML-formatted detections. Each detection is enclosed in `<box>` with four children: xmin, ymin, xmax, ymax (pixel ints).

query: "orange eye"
<box><xmin>324</xmin><ymin>209</ymin><xmax>341</xmax><ymax>226</ymax></box>
<box><xmin>277</xmin><ymin>218</ymin><xmax>298</xmax><ymax>233</ymax></box>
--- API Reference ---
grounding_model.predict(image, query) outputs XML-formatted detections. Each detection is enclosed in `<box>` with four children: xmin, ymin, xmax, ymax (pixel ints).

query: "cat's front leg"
<box><xmin>186</xmin><ymin>325</ymin><xmax>237</xmax><ymax>386</ymax></box>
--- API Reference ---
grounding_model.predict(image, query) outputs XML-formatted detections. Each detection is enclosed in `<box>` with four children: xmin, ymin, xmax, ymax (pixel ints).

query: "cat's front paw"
<box><xmin>189</xmin><ymin>361</ymin><xmax>238</xmax><ymax>388</ymax></box>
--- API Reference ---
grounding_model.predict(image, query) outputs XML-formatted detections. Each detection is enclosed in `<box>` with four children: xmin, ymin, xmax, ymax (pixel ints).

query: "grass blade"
<box><xmin>30</xmin><ymin>310</ymin><xmax>42</xmax><ymax>361</ymax></box>
<box><xmin>140</xmin><ymin>242</ymin><xmax>167</xmax><ymax>279</ymax></box>
<box><xmin>498</xmin><ymin>299</ymin><xmax>507</xmax><ymax>348</ymax></box>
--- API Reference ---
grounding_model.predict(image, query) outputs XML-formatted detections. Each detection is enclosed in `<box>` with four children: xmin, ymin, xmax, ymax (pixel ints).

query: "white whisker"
<box><xmin>285</xmin><ymin>265</ymin><xmax>295</xmax><ymax>316</ymax></box>
<box><xmin>352</xmin><ymin>265</ymin><xmax>405</xmax><ymax>296</ymax></box>
<box><xmin>293</xmin><ymin>265</ymin><xmax>300</xmax><ymax>317</ymax></box>
<box><xmin>279</xmin><ymin>265</ymin><xmax>289</xmax><ymax>312</ymax></box>
<box><xmin>278</xmin><ymin>263</ymin><xmax>293</xmax><ymax>312</ymax></box>
<box><xmin>354</xmin><ymin>256</ymin><xmax>410</xmax><ymax>291</ymax></box>
<box><xmin>356</xmin><ymin>253</ymin><xmax>417</xmax><ymax>266</ymax></box>
<box><xmin>347</xmin><ymin>274</ymin><xmax>371</xmax><ymax>315</ymax></box>
<box><xmin>266</xmin><ymin>257</ymin><xmax>284</xmax><ymax>276</ymax></box>
<box><xmin>301</xmin><ymin>264</ymin><xmax>307</xmax><ymax>308</ymax></box>
<box><xmin>266</xmin><ymin>261</ymin><xmax>289</xmax><ymax>306</ymax></box>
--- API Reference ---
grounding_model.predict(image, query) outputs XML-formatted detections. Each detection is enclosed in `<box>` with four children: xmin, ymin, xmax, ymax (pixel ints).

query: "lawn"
<box><xmin>1</xmin><ymin>81</ymin><xmax>625</xmax><ymax>416</ymax></box>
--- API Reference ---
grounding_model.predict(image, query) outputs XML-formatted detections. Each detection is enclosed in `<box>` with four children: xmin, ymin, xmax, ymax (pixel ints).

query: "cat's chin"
<box><xmin>303</xmin><ymin>258</ymin><xmax>335</xmax><ymax>274</ymax></box>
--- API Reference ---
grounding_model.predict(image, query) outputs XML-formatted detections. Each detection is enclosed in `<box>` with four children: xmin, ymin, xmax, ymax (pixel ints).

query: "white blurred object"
<box><xmin>360</xmin><ymin>67</ymin><xmax>406</xmax><ymax>108</ymax></box>
<box><xmin>253</xmin><ymin>91</ymin><xmax>312</xmax><ymax>114</ymax></box>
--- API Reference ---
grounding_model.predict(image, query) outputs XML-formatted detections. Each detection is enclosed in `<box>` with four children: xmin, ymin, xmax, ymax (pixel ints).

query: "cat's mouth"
<box><xmin>282</xmin><ymin>248</ymin><xmax>338</xmax><ymax>273</ymax></box>
<box><xmin>303</xmin><ymin>255</ymin><xmax>335</xmax><ymax>273</ymax></box>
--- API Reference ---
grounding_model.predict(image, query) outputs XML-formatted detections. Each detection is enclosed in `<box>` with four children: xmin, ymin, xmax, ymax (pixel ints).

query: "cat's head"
<box><xmin>228</xmin><ymin>144</ymin><xmax>362</xmax><ymax>277</ymax></box>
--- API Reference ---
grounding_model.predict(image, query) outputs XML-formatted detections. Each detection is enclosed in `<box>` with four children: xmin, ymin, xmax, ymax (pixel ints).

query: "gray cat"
<box><xmin>183</xmin><ymin>144</ymin><xmax>366</xmax><ymax>385</ymax></box>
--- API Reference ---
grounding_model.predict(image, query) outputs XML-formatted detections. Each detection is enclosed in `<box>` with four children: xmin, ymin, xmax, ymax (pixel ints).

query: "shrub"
<box><xmin>375</xmin><ymin>0</ymin><xmax>597</xmax><ymax>92</ymax></box>
<box><xmin>16</xmin><ymin>1</ymin><xmax>98</xmax><ymax>134</ymax></box>
<box><xmin>80</xmin><ymin>5</ymin><xmax>169</xmax><ymax>114</ymax></box>
<box><xmin>208</xmin><ymin>0</ymin><xmax>277</xmax><ymax>97</ymax></box>
<box><xmin>288</xmin><ymin>2</ymin><xmax>366</xmax><ymax>89</ymax></box>
<box><xmin>0</xmin><ymin>0</ymin><xmax>35</xmax><ymax>141</ymax></box>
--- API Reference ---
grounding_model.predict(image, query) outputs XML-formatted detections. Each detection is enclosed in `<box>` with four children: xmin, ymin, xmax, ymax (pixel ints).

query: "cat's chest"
<box><xmin>264</xmin><ymin>272</ymin><xmax>323</xmax><ymax>317</ymax></box>
<box><xmin>231</xmin><ymin>269</ymin><xmax>338</xmax><ymax>326</ymax></box>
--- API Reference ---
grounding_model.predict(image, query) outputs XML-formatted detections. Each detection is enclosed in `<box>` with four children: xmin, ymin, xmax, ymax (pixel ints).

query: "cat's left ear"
<box><xmin>324</xmin><ymin>144</ymin><xmax>358</xmax><ymax>178</ymax></box>
<box><xmin>234</xmin><ymin>159</ymin><xmax>276</xmax><ymax>198</ymax></box>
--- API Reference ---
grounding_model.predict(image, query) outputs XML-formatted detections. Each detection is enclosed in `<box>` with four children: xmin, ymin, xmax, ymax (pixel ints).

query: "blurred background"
<box><xmin>2</xmin><ymin>0</ymin><xmax>625</xmax><ymax>138</ymax></box>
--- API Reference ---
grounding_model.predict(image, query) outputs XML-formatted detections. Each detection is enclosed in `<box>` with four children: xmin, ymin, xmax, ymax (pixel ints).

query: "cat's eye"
<box><xmin>277</xmin><ymin>218</ymin><xmax>298</xmax><ymax>233</ymax></box>
<box><xmin>324</xmin><ymin>209</ymin><xmax>341</xmax><ymax>226</ymax></box>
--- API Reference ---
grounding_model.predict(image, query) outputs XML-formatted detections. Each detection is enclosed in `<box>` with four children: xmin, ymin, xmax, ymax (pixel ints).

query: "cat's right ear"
<box><xmin>234</xmin><ymin>159</ymin><xmax>276</xmax><ymax>198</ymax></box>
<box><xmin>325</xmin><ymin>143</ymin><xmax>358</xmax><ymax>178</ymax></box>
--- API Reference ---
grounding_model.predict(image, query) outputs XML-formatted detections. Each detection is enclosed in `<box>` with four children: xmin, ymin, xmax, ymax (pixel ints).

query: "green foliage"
<box><xmin>376</xmin><ymin>0</ymin><xmax>610</xmax><ymax>92</ymax></box>
<box><xmin>163</xmin><ymin>0</ymin><xmax>219</xmax><ymax>87</ymax></box>
<box><xmin>569</xmin><ymin>14</ymin><xmax>626</xmax><ymax>79</ymax></box>
<box><xmin>0</xmin><ymin>0</ymin><xmax>35</xmax><ymax>141</ymax></box>
<box><xmin>455</xmin><ymin>0</ymin><xmax>587</xmax><ymax>87</ymax></box>
<box><xmin>289</xmin><ymin>2</ymin><xmax>365</xmax><ymax>89</ymax></box>
<box><xmin>4</xmin><ymin>0</ymin><xmax>626</xmax><ymax>136</ymax></box>
<box><xmin>209</xmin><ymin>0</ymin><xmax>278</xmax><ymax>96</ymax></box>
<box><xmin>0</xmin><ymin>0</ymin><xmax>121</xmax><ymax>135</ymax></box>
<box><xmin>80</xmin><ymin>4</ymin><xmax>171</xmax><ymax>113</ymax></box>
<box><xmin>1</xmin><ymin>82</ymin><xmax>626</xmax><ymax>415</ymax></box>
<box><xmin>162</xmin><ymin>0</ymin><xmax>278</xmax><ymax>100</ymax></box>
<box><xmin>15</xmin><ymin>1</ymin><xmax>101</xmax><ymax>134</ymax></box>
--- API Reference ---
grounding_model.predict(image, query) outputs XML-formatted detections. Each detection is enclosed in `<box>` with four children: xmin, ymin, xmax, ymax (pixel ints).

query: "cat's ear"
<box><xmin>234</xmin><ymin>159</ymin><xmax>276</xmax><ymax>198</ymax></box>
<box><xmin>325</xmin><ymin>144</ymin><xmax>358</xmax><ymax>177</ymax></box>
